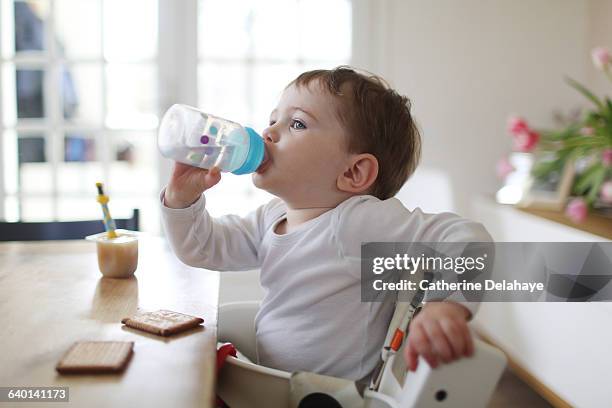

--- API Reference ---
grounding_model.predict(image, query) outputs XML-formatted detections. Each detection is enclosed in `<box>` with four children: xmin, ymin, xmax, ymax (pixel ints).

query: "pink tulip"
<box><xmin>592</xmin><ymin>47</ymin><xmax>611</xmax><ymax>71</ymax></box>
<box><xmin>601</xmin><ymin>181</ymin><xmax>612</xmax><ymax>204</ymax></box>
<box><xmin>565</xmin><ymin>198</ymin><xmax>588</xmax><ymax>223</ymax></box>
<box><xmin>507</xmin><ymin>116</ymin><xmax>529</xmax><ymax>135</ymax></box>
<box><xmin>513</xmin><ymin>130</ymin><xmax>539</xmax><ymax>152</ymax></box>
<box><xmin>603</xmin><ymin>148</ymin><xmax>612</xmax><ymax>167</ymax></box>
<box><xmin>580</xmin><ymin>127</ymin><xmax>594</xmax><ymax>136</ymax></box>
<box><xmin>496</xmin><ymin>156</ymin><xmax>515</xmax><ymax>180</ymax></box>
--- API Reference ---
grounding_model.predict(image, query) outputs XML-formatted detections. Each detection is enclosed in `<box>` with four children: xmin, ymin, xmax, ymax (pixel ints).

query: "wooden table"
<box><xmin>0</xmin><ymin>237</ymin><xmax>219</xmax><ymax>407</ymax></box>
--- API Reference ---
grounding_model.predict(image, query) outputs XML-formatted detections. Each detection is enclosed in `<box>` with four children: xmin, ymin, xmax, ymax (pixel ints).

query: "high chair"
<box><xmin>217</xmin><ymin>300</ymin><xmax>506</xmax><ymax>408</ymax></box>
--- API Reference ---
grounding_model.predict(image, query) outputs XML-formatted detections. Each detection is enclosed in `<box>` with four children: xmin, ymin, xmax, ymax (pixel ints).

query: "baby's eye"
<box><xmin>290</xmin><ymin>119</ymin><xmax>306</xmax><ymax>130</ymax></box>
<box><xmin>268</xmin><ymin>120</ymin><xmax>276</xmax><ymax>126</ymax></box>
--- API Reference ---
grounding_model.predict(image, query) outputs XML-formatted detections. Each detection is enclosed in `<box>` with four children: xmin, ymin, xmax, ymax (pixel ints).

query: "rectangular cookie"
<box><xmin>121</xmin><ymin>309</ymin><xmax>204</xmax><ymax>337</ymax></box>
<box><xmin>56</xmin><ymin>341</ymin><xmax>134</xmax><ymax>374</ymax></box>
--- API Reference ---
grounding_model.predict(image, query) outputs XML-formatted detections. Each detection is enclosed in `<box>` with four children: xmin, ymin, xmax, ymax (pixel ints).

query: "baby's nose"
<box><xmin>263</xmin><ymin>127</ymin><xmax>279</xmax><ymax>143</ymax></box>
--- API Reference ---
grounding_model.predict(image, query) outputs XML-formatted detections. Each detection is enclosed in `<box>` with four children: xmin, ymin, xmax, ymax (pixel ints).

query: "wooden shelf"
<box><xmin>517</xmin><ymin>207</ymin><xmax>612</xmax><ymax>240</ymax></box>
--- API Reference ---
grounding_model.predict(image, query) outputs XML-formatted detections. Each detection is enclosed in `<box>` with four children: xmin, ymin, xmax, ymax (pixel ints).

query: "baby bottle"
<box><xmin>158</xmin><ymin>104</ymin><xmax>266</xmax><ymax>174</ymax></box>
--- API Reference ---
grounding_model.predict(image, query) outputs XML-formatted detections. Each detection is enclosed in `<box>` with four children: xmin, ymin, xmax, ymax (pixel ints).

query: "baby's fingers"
<box><xmin>202</xmin><ymin>166</ymin><xmax>222</xmax><ymax>189</ymax></box>
<box><xmin>423</xmin><ymin>320</ymin><xmax>454</xmax><ymax>363</ymax></box>
<box><xmin>439</xmin><ymin>319</ymin><xmax>467</xmax><ymax>360</ymax></box>
<box><xmin>407</xmin><ymin>323</ymin><xmax>438</xmax><ymax>369</ymax></box>
<box><xmin>404</xmin><ymin>341</ymin><xmax>419</xmax><ymax>372</ymax></box>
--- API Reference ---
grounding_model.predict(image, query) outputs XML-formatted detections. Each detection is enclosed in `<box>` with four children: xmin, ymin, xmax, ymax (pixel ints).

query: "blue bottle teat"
<box><xmin>232</xmin><ymin>127</ymin><xmax>265</xmax><ymax>175</ymax></box>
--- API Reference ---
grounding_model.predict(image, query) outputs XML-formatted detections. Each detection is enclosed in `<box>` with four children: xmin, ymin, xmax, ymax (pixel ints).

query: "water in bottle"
<box><xmin>158</xmin><ymin>104</ymin><xmax>266</xmax><ymax>174</ymax></box>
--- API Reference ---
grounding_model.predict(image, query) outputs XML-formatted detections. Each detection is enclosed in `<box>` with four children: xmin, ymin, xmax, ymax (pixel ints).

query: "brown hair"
<box><xmin>289</xmin><ymin>66</ymin><xmax>421</xmax><ymax>200</ymax></box>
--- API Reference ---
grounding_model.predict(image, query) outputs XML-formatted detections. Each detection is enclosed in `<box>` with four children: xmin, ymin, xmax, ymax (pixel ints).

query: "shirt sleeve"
<box><xmin>334</xmin><ymin>195</ymin><xmax>493</xmax><ymax>319</ymax></box>
<box><xmin>159</xmin><ymin>188</ymin><xmax>283</xmax><ymax>271</ymax></box>
<box><xmin>419</xmin><ymin>220</ymin><xmax>494</xmax><ymax>320</ymax></box>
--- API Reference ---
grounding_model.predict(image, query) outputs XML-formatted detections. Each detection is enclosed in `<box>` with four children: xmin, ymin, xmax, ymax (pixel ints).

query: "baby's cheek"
<box><xmin>279</xmin><ymin>144</ymin><xmax>341</xmax><ymax>182</ymax></box>
<box><xmin>282</xmin><ymin>152</ymin><xmax>316</xmax><ymax>174</ymax></box>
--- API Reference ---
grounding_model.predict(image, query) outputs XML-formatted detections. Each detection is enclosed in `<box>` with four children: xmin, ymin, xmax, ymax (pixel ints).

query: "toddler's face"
<box><xmin>252</xmin><ymin>82</ymin><xmax>351</xmax><ymax>206</ymax></box>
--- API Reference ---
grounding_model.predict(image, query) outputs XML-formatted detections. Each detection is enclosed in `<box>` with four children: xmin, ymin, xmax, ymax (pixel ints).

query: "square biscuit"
<box><xmin>56</xmin><ymin>341</ymin><xmax>134</xmax><ymax>374</ymax></box>
<box><xmin>121</xmin><ymin>309</ymin><xmax>204</xmax><ymax>337</ymax></box>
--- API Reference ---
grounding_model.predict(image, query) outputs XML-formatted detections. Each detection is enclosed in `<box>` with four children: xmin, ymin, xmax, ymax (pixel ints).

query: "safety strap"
<box><xmin>369</xmin><ymin>278</ymin><xmax>427</xmax><ymax>391</ymax></box>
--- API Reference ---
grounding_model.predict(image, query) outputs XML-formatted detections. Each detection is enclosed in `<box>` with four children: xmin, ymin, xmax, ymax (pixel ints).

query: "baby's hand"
<box><xmin>403</xmin><ymin>301</ymin><xmax>473</xmax><ymax>371</ymax></box>
<box><xmin>164</xmin><ymin>162</ymin><xmax>221</xmax><ymax>209</ymax></box>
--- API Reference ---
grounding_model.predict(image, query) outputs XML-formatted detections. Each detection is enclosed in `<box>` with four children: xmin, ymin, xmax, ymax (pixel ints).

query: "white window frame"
<box><xmin>157</xmin><ymin>0</ymin><xmax>199</xmax><ymax>198</ymax></box>
<box><xmin>0</xmin><ymin>0</ymin><xmax>163</xmax><ymax>226</ymax></box>
<box><xmin>158</xmin><ymin>0</ymin><xmax>358</xmax><ymax>204</ymax></box>
<box><xmin>1</xmin><ymin>0</ymin><xmax>367</xmax><ymax>225</ymax></box>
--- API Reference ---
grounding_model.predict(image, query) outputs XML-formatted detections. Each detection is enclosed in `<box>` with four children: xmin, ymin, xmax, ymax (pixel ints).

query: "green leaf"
<box><xmin>573</xmin><ymin>163</ymin><xmax>602</xmax><ymax>195</ymax></box>
<box><xmin>586</xmin><ymin>166</ymin><xmax>606</xmax><ymax>202</ymax></box>
<box><xmin>532</xmin><ymin>159</ymin><xmax>562</xmax><ymax>179</ymax></box>
<box><xmin>565</xmin><ymin>77</ymin><xmax>605</xmax><ymax>111</ymax></box>
<box><xmin>605</xmin><ymin>98</ymin><xmax>612</xmax><ymax>137</ymax></box>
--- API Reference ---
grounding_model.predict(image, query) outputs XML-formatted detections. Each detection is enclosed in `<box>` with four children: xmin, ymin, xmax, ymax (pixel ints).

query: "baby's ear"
<box><xmin>337</xmin><ymin>153</ymin><xmax>379</xmax><ymax>194</ymax></box>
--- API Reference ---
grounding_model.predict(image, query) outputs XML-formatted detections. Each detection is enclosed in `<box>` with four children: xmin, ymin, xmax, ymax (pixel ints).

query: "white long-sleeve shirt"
<box><xmin>160</xmin><ymin>192</ymin><xmax>492</xmax><ymax>381</ymax></box>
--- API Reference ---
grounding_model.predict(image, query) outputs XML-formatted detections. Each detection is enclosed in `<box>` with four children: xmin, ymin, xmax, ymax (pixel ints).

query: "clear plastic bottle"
<box><xmin>158</xmin><ymin>104</ymin><xmax>265</xmax><ymax>174</ymax></box>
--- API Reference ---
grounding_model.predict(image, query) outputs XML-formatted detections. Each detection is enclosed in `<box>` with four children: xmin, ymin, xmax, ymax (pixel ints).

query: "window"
<box><xmin>197</xmin><ymin>0</ymin><xmax>351</xmax><ymax>217</ymax></box>
<box><xmin>0</xmin><ymin>0</ymin><xmax>351</xmax><ymax>230</ymax></box>
<box><xmin>0</xmin><ymin>0</ymin><xmax>159</xmax><ymax>229</ymax></box>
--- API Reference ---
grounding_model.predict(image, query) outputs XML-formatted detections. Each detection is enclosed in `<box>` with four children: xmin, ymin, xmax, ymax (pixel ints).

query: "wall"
<box><xmin>352</xmin><ymin>5</ymin><xmax>610</xmax><ymax>405</ymax></box>
<box><xmin>355</xmin><ymin>0</ymin><xmax>594</xmax><ymax>215</ymax></box>
<box><xmin>587</xmin><ymin>0</ymin><xmax>612</xmax><ymax>94</ymax></box>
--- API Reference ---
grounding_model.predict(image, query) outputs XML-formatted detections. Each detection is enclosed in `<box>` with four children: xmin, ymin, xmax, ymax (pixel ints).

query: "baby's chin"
<box><xmin>251</xmin><ymin>172</ymin><xmax>275</xmax><ymax>193</ymax></box>
<box><xmin>251</xmin><ymin>172</ymin><xmax>293</xmax><ymax>201</ymax></box>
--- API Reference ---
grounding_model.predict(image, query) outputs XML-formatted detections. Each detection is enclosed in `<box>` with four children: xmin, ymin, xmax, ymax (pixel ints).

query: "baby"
<box><xmin>161</xmin><ymin>66</ymin><xmax>491</xmax><ymax>381</ymax></box>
